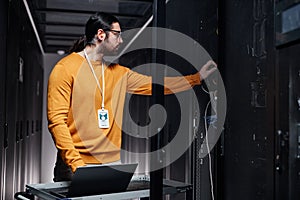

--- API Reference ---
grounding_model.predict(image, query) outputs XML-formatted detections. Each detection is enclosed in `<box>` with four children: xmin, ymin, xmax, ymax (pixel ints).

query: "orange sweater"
<box><xmin>47</xmin><ymin>52</ymin><xmax>201</xmax><ymax>172</ymax></box>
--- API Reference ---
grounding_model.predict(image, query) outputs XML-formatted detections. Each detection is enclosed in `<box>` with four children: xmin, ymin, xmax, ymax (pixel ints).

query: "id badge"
<box><xmin>98</xmin><ymin>109</ymin><xmax>109</xmax><ymax>128</ymax></box>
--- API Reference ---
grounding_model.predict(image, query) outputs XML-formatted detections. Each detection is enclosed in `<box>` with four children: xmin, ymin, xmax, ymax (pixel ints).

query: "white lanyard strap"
<box><xmin>83</xmin><ymin>49</ymin><xmax>105</xmax><ymax>109</ymax></box>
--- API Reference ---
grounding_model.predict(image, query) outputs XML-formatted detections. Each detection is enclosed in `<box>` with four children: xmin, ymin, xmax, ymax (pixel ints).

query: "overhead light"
<box><xmin>57</xmin><ymin>50</ymin><xmax>65</xmax><ymax>55</ymax></box>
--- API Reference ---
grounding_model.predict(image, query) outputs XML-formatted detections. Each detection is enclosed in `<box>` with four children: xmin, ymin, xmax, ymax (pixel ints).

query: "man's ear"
<box><xmin>97</xmin><ymin>29</ymin><xmax>106</xmax><ymax>41</ymax></box>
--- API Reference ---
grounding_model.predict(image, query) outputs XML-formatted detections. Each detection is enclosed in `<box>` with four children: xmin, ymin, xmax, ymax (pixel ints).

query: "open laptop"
<box><xmin>49</xmin><ymin>163</ymin><xmax>138</xmax><ymax>198</ymax></box>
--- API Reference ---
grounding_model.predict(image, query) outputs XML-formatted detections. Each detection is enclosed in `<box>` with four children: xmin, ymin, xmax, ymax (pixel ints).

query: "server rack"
<box><xmin>219</xmin><ymin>0</ymin><xmax>276</xmax><ymax>199</ymax></box>
<box><xmin>0</xmin><ymin>0</ymin><xmax>8</xmax><ymax>198</ymax></box>
<box><xmin>1</xmin><ymin>0</ymin><xmax>43</xmax><ymax>199</ymax></box>
<box><xmin>120</xmin><ymin>0</ymin><xmax>220</xmax><ymax>199</ymax></box>
<box><xmin>275</xmin><ymin>43</ymin><xmax>300</xmax><ymax>200</ymax></box>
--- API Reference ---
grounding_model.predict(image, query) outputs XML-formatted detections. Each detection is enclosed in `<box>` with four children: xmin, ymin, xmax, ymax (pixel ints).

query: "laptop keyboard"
<box><xmin>127</xmin><ymin>180</ymin><xmax>150</xmax><ymax>191</ymax></box>
<box><xmin>43</xmin><ymin>187</ymin><xmax>69</xmax><ymax>198</ymax></box>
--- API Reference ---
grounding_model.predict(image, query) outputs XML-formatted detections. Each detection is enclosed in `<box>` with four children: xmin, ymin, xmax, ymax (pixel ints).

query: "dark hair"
<box><xmin>69</xmin><ymin>12</ymin><xmax>120</xmax><ymax>53</ymax></box>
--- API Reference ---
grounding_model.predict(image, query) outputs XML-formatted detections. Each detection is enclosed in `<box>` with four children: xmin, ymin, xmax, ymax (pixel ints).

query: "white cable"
<box><xmin>201</xmin><ymin>85</ymin><xmax>210</xmax><ymax>94</ymax></box>
<box><xmin>204</xmin><ymin>98</ymin><xmax>215</xmax><ymax>200</ymax></box>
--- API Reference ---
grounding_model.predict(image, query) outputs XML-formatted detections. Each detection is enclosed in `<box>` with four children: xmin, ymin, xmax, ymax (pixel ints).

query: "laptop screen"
<box><xmin>64</xmin><ymin>163</ymin><xmax>138</xmax><ymax>197</ymax></box>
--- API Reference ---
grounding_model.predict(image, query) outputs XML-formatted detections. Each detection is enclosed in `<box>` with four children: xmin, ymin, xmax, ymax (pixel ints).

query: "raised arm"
<box><xmin>126</xmin><ymin>60</ymin><xmax>217</xmax><ymax>95</ymax></box>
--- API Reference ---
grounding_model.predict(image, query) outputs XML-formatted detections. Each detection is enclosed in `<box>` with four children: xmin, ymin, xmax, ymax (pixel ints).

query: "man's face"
<box><xmin>102</xmin><ymin>22</ymin><xmax>123</xmax><ymax>55</ymax></box>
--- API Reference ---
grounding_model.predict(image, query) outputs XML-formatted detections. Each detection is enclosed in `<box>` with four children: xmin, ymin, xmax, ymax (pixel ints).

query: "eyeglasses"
<box><xmin>105</xmin><ymin>29</ymin><xmax>122</xmax><ymax>39</ymax></box>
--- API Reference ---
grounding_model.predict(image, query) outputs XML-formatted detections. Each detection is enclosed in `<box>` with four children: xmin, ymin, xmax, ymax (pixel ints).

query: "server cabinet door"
<box><xmin>0</xmin><ymin>0</ymin><xmax>8</xmax><ymax>198</ymax></box>
<box><xmin>220</xmin><ymin>0</ymin><xmax>276</xmax><ymax>199</ymax></box>
<box><xmin>275</xmin><ymin>48</ymin><xmax>290</xmax><ymax>200</ymax></box>
<box><xmin>3</xmin><ymin>0</ymin><xmax>21</xmax><ymax>199</ymax></box>
<box><xmin>288</xmin><ymin>47</ymin><xmax>300</xmax><ymax>200</ymax></box>
<box><xmin>276</xmin><ymin>43</ymin><xmax>300</xmax><ymax>200</ymax></box>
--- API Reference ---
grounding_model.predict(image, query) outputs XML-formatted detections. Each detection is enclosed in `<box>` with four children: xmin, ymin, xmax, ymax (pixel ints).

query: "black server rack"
<box><xmin>20</xmin><ymin>0</ymin><xmax>43</xmax><ymax>191</ymax></box>
<box><xmin>166</xmin><ymin>0</ymin><xmax>218</xmax><ymax>200</ymax></box>
<box><xmin>4</xmin><ymin>0</ymin><xmax>22</xmax><ymax>198</ymax></box>
<box><xmin>119</xmin><ymin>0</ymin><xmax>219</xmax><ymax>199</ymax></box>
<box><xmin>274</xmin><ymin>2</ymin><xmax>300</xmax><ymax>199</ymax></box>
<box><xmin>0</xmin><ymin>0</ymin><xmax>8</xmax><ymax>199</ymax></box>
<box><xmin>219</xmin><ymin>0</ymin><xmax>276</xmax><ymax>199</ymax></box>
<box><xmin>1</xmin><ymin>0</ymin><xmax>43</xmax><ymax>199</ymax></box>
<box><xmin>287</xmin><ymin>47</ymin><xmax>300</xmax><ymax>200</ymax></box>
<box><xmin>275</xmin><ymin>43</ymin><xmax>300</xmax><ymax>200</ymax></box>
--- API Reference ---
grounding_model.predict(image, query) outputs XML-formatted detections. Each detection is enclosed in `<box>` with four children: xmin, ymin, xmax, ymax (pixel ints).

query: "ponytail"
<box><xmin>68</xmin><ymin>36</ymin><xmax>86</xmax><ymax>53</ymax></box>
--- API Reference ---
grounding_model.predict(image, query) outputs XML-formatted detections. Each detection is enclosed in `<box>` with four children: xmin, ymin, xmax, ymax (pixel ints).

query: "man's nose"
<box><xmin>119</xmin><ymin>36</ymin><xmax>123</xmax><ymax>44</ymax></box>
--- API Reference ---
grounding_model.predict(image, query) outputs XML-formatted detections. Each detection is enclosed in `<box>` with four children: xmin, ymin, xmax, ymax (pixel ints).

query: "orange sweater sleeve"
<box><xmin>126</xmin><ymin>70</ymin><xmax>201</xmax><ymax>95</ymax></box>
<box><xmin>47</xmin><ymin>62</ymin><xmax>85</xmax><ymax>173</ymax></box>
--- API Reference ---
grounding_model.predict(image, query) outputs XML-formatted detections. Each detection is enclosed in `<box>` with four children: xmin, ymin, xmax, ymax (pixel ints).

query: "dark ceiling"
<box><xmin>26</xmin><ymin>0</ymin><xmax>153</xmax><ymax>54</ymax></box>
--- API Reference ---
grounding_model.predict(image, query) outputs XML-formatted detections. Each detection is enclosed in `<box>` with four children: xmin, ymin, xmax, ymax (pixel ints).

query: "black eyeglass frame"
<box><xmin>104</xmin><ymin>29</ymin><xmax>122</xmax><ymax>38</ymax></box>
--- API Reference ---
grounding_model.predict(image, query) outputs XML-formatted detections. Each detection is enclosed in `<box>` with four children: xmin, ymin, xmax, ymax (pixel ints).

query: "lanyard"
<box><xmin>83</xmin><ymin>49</ymin><xmax>105</xmax><ymax>109</ymax></box>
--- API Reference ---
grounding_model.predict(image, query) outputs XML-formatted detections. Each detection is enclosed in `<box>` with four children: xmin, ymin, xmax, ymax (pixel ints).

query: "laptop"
<box><xmin>49</xmin><ymin>163</ymin><xmax>138</xmax><ymax>198</ymax></box>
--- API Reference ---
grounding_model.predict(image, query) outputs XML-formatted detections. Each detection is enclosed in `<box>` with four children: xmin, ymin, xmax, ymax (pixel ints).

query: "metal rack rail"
<box><xmin>15</xmin><ymin>179</ymin><xmax>192</xmax><ymax>200</ymax></box>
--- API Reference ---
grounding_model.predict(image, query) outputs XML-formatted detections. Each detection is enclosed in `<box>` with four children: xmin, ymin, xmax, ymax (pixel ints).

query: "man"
<box><xmin>47</xmin><ymin>12</ymin><xmax>217</xmax><ymax>181</ymax></box>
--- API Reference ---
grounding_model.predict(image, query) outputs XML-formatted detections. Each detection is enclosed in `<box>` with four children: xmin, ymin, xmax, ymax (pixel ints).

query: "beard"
<box><xmin>105</xmin><ymin>49</ymin><xmax>119</xmax><ymax>56</ymax></box>
<box><xmin>102</xmin><ymin>45</ymin><xmax>121</xmax><ymax>63</ymax></box>
<box><xmin>102</xmin><ymin>44</ymin><xmax>120</xmax><ymax>56</ymax></box>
